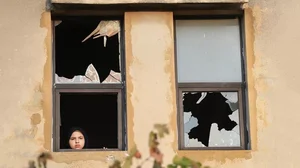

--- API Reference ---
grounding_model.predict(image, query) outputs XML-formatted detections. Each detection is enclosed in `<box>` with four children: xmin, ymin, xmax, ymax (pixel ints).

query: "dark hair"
<box><xmin>67</xmin><ymin>127</ymin><xmax>89</xmax><ymax>149</ymax></box>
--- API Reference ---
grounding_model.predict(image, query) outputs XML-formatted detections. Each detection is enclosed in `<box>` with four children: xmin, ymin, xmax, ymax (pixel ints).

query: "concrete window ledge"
<box><xmin>50</xmin><ymin>0</ymin><xmax>248</xmax><ymax>4</ymax></box>
<box><xmin>49</xmin><ymin>0</ymin><xmax>248</xmax><ymax>12</ymax></box>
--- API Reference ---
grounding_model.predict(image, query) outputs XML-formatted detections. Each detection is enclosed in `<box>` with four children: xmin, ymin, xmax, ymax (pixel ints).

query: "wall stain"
<box><xmin>40</xmin><ymin>11</ymin><xmax>52</xmax><ymax>152</ymax></box>
<box><xmin>31</xmin><ymin>113</ymin><xmax>42</xmax><ymax>125</ymax></box>
<box><xmin>162</xmin><ymin>16</ymin><xmax>178</xmax><ymax>153</ymax></box>
<box><xmin>248</xmin><ymin>5</ymin><xmax>269</xmax><ymax>129</ymax></box>
<box><xmin>125</xmin><ymin>12</ymin><xmax>136</xmax><ymax>150</ymax></box>
<box><xmin>23</xmin><ymin>84</ymin><xmax>43</xmax><ymax>113</ymax></box>
<box><xmin>28</xmin><ymin>113</ymin><xmax>42</xmax><ymax>138</ymax></box>
<box><xmin>21</xmin><ymin>84</ymin><xmax>44</xmax><ymax>139</ymax></box>
<box><xmin>244</xmin><ymin>8</ymin><xmax>259</xmax><ymax>151</ymax></box>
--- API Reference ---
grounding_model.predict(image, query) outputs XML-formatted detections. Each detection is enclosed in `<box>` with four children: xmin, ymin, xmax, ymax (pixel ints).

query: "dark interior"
<box><xmin>60</xmin><ymin>92</ymin><xmax>119</xmax><ymax>149</ymax></box>
<box><xmin>54</xmin><ymin>17</ymin><xmax>121</xmax><ymax>82</ymax></box>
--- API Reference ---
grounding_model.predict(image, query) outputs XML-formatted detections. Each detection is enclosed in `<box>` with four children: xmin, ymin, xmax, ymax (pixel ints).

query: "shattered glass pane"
<box><xmin>54</xmin><ymin>19</ymin><xmax>122</xmax><ymax>84</ymax></box>
<box><xmin>183</xmin><ymin>91</ymin><xmax>240</xmax><ymax>147</ymax></box>
<box><xmin>176</xmin><ymin>19</ymin><xmax>242</xmax><ymax>83</ymax></box>
<box><xmin>55</xmin><ymin>64</ymin><xmax>99</xmax><ymax>83</ymax></box>
<box><xmin>55</xmin><ymin>64</ymin><xmax>121</xmax><ymax>83</ymax></box>
<box><xmin>82</xmin><ymin>20</ymin><xmax>120</xmax><ymax>47</ymax></box>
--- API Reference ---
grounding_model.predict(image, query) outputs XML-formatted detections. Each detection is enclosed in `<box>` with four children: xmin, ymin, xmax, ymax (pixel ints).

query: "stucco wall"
<box><xmin>0</xmin><ymin>0</ymin><xmax>299</xmax><ymax>167</ymax></box>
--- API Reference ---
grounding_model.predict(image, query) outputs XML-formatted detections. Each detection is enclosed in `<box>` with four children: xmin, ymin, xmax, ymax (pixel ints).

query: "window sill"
<box><xmin>51</xmin><ymin>0</ymin><xmax>248</xmax><ymax>4</ymax></box>
<box><xmin>176</xmin><ymin>150</ymin><xmax>252</xmax><ymax>163</ymax></box>
<box><xmin>51</xmin><ymin>150</ymin><xmax>128</xmax><ymax>163</ymax></box>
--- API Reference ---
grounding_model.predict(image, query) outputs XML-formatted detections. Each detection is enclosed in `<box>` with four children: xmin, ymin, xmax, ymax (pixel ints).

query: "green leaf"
<box><xmin>195</xmin><ymin>162</ymin><xmax>202</xmax><ymax>168</ymax></box>
<box><xmin>167</xmin><ymin>164</ymin><xmax>177</xmax><ymax>168</ymax></box>
<box><xmin>153</xmin><ymin>161</ymin><xmax>162</xmax><ymax>168</ymax></box>
<box><xmin>109</xmin><ymin>160</ymin><xmax>121</xmax><ymax>168</ymax></box>
<box><xmin>172</xmin><ymin>155</ymin><xmax>195</xmax><ymax>167</ymax></box>
<box><xmin>172</xmin><ymin>155</ymin><xmax>181</xmax><ymax>164</ymax></box>
<box><xmin>180</xmin><ymin>157</ymin><xmax>194</xmax><ymax>167</ymax></box>
<box><xmin>128</xmin><ymin>145</ymin><xmax>138</xmax><ymax>157</ymax></box>
<box><xmin>122</xmin><ymin>146</ymin><xmax>138</xmax><ymax>168</ymax></box>
<box><xmin>122</xmin><ymin>158</ymin><xmax>132</xmax><ymax>168</ymax></box>
<box><xmin>149</xmin><ymin>131</ymin><xmax>158</xmax><ymax>148</ymax></box>
<box><xmin>154</xmin><ymin>124</ymin><xmax>169</xmax><ymax>138</ymax></box>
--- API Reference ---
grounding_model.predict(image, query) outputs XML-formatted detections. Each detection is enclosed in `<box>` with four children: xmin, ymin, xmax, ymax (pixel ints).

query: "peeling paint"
<box><xmin>125</xmin><ymin>12</ymin><xmax>176</xmax><ymax>167</ymax></box>
<box><xmin>1</xmin><ymin>0</ymin><xmax>300</xmax><ymax>167</ymax></box>
<box><xmin>40</xmin><ymin>11</ymin><xmax>52</xmax><ymax>153</ymax></box>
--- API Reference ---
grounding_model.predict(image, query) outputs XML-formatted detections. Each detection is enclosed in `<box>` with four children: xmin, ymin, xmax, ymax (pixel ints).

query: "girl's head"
<box><xmin>67</xmin><ymin>127</ymin><xmax>88</xmax><ymax>149</ymax></box>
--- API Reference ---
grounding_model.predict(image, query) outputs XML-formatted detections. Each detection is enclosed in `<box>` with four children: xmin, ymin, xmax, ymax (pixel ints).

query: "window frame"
<box><xmin>174</xmin><ymin>13</ymin><xmax>250</xmax><ymax>150</ymax></box>
<box><xmin>51</xmin><ymin>15</ymin><xmax>127</xmax><ymax>152</ymax></box>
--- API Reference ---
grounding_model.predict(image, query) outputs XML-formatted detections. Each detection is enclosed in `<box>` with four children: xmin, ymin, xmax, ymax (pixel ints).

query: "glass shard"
<box><xmin>55</xmin><ymin>64</ymin><xmax>100</xmax><ymax>83</ymax></box>
<box><xmin>82</xmin><ymin>20</ymin><xmax>120</xmax><ymax>47</ymax></box>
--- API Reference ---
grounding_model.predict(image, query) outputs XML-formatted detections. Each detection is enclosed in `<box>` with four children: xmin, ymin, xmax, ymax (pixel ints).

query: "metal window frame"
<box><xmin>174</xmin><ymin>13</ymin><xmax>250</xmax><ymax>150</ymax></box>
<box><xmin>51</xmin><ymin>15</ymin><xmax>127</xmax><ymax>152</ymax></box>
<box><xmin>54</xmin><ymin>88</ymin><xmax>123</xmax><ymax>152</ymax></box>
<box><xmin>177</xmin><ymin>83</ymin><xmax>245</xmax><ymax>150</ymax></box>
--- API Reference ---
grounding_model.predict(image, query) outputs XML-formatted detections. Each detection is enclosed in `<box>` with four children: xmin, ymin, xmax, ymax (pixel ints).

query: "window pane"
<box><xmin>182</xmin><ymin>91</ymin><xmax>240</xmax><ymax>147</ymax></box>
<box><xmin>59</xmin><ymin>92</ymin><xmax>119</xmax><ymax>149</ymax></box>
<box><xmin>176</xmin><ymin>19</ymin><xmax>242</xmax><ymax>82</ymax></box>
<box><xmin>54</xmin><ymin>18</ymin><xmax>121</xmax><ymax>84</ymax></box>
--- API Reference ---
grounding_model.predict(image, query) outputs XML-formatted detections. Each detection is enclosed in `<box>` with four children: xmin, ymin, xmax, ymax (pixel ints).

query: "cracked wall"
<box><xmin>0</xmin><ymin>0</ymin><xmax>300</xmax><ymax>167</ymax></box>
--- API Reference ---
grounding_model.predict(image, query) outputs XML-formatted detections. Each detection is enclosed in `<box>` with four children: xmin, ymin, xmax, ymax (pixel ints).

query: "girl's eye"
<box><xmin>79</xmin><ymin>137</ymin><xmax>84</xmax><ymax>139</ymax></box>
<box><xmin>70</xmin><ymin>137</ymin><xmax>75</xmax><ymax>140</ymax></box>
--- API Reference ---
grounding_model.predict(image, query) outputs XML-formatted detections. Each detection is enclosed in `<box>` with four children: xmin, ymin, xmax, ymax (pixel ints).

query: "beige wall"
<box><xmin>0</xmin><ymin>0</ymin><xmax>299</xmax><ymax>167</ymax></box>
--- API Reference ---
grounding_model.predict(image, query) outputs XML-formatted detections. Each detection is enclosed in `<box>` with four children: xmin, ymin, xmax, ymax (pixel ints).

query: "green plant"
<box><xmin>109</xmin><ymin>124</ymin><xmax>210</xmax><ymax>168</ymax></box>
<box><xmin>28</xmin><ymin>124</ymin><xmax>210</xmax><ymax>168</ymax></box>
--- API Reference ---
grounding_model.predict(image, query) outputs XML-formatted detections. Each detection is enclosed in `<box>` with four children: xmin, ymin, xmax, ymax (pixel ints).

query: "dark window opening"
<box><xmin>59</xmin><ymin>92</ymin><xmax>119</xmax><ymax>149</ymax></box>
<box><xmin>54</xmin><ymin>18</ymin><xmax>121</xmax><ymax>83</ymax></box>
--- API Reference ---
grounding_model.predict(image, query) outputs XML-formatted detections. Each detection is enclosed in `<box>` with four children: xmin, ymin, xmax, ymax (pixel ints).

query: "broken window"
<box><xmin>175</xmin><ymin>18</ymin><xmax>248</xmax><ymax>149</ymax></box>
<box><xmin>54</xmin><ymin>18</ymin><xmax>122</xmax><ymax>83</ymax></box>
<box><xmin>52</xmin><ymin>16</ymin><xmax>125</xmax><ymax>151</ymax></box>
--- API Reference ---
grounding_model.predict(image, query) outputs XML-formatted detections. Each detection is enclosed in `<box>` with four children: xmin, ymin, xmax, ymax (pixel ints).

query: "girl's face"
<box><xmin>69</xmin><ymin>131</ymin><xmax>85</xmax><ymax>149</ymax></box>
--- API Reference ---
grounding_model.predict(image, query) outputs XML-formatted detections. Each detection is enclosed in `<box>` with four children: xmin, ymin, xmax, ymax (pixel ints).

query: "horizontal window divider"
<box><xmin>178</xmin><ymin>87</ymin><xmax>241</xmax><ymax>92</ymax></box>
<box><xmin>56</xmin><ymin>148</ymin><xmax>123</xmax><ymax>152</ymax></box>
<box><xmin>55</xmin><ymin>88</ymin><xmax>122</xmax><ymax>93</ymax></box>
<box><xmin>54</xmin><ymin>83</ymin><xmax>123</xmax><ymax>89</ymax></box>
<box><xmin>174</xmin><ymin>12</ymin><xmax>242</xmax><ymax>19</ymax></box>
<box><xmin>178</xmin><ymin>82</ymin><xmax>242</xmax><ymax>89</ymax></box>
<box><xmin>180</xmin><ymin>146</ymin><xmax>244</xmax><ymax>150</ymax></box>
